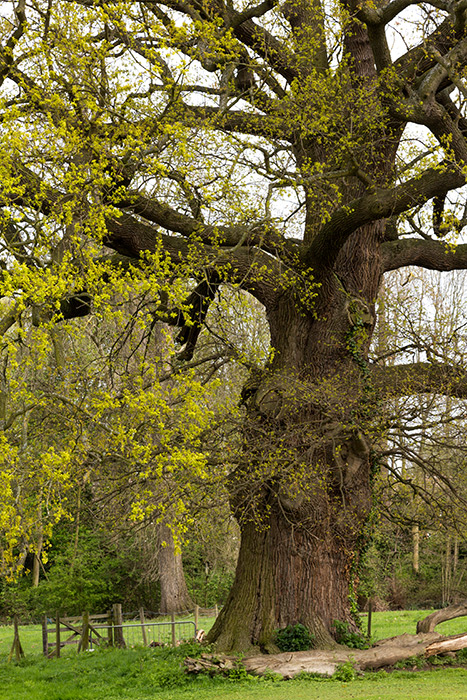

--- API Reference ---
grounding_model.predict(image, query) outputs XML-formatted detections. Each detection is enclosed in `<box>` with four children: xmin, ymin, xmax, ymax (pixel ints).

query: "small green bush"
<box><xmin>430</xmin><ymin>655</ymin><xmax>455</xmax><ymax>666</ymax></box>
<box><xmin>293</xmin><ymin>670</ymin><xmax>328</xmax><ymax>680</ymax></box>
<box><xmin>366</xmin><ymin>669</ymin><xmax>389</xmax><ymax>680</ymax></box>
<box><xmin>261</xmin><ymin>669</ymin><xmax>283</xmax><ymax>682</ymax></box>
<box><xmin>333</xmin><ymin>620</ymin><xmax>369</xmax><ymax>649</ymax></box>
<box><xmin>332</xmin><ymin>661</ymin><xmax>357</xmax><ymax>682</ymax></box>
<box><xmin>275</xmin><ymin>623</ymin><xmax>315</xmax><ymax>652</ymax></box>
<box><xmin>227</xmin><ymin>663</ymin><xmax>257</xmax><ymax>681</ymax></box>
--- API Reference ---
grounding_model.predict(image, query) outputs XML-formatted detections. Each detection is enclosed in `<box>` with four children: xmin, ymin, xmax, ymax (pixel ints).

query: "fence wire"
<box><xmin>89</xmin><ymin>620</ymin><xmax>196</xmax><ymax>649</ymax></box>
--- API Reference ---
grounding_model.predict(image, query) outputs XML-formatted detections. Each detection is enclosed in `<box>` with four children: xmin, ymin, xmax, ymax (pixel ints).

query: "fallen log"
<box><xmin>243</xmin><ymin>633</ymin><xmax>445</xmax><ymax>677</ymax></box>
<box><xmin>425</xmin><ymin>633</ymin><xmax>467</xmax><ymax>657</ymax></box>
<box><xmin>185</xmin><ymin>604</ymin><xmax>467</xmax><ymax>679</ymax></box>
<box><xmin>185</xmin><ymin>630</ymin><xmax>467</xmax><ymax>679</ymax></box>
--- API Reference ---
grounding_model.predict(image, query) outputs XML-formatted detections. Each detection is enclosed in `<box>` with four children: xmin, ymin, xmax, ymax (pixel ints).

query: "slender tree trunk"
<box><xmin>412</xmin><ymin>524</ymin><xmax>420</xmax><ymax>574</ymax></box>
<box><xmin>32</xmin><ymin>531</ymin><xmax>43</xmax><ymax>588</ymax></box>
<box><xmin>158</xmin><ymin>523</ymin><xmax>193</xmax><ymax>614</ymax></box>
<box><xmin>442</xmin><ymin>535</ymin><xmax>452</xmax><ymax>607</ymax></box>
<box><xmin>70</xmin><ymin>484</ymin><xmax>81</xmax><ymax>574</ymax></box>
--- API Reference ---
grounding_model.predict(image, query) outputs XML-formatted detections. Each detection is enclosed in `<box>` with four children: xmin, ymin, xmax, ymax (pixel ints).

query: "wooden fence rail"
<box><xmin>42</xmin><ymin>612</ymin><xmax>111</xmax><ymax>658</ymax></box>
<box><xmin>7</xmin><ymin>604</ymin><xmax>219</xmax><ymax>659</ymax></box>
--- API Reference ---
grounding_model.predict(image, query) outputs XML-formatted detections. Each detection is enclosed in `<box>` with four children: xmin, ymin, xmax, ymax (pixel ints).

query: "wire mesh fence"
<box><xmin>1</xmin><ymin>604</ymin><xmax>220</xmax><ymax>661</ymax></box>
<box><xmin>90</xmin><ymin>620</ymin><xmax>197</xmax><ymax>649</ymax></box>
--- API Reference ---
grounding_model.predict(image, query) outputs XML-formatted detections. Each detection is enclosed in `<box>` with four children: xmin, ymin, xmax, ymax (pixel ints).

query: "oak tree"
<box><xmin>3</xmin><ymin>0</ymin><xmax>467</xmax><ymax>651</ymax></box>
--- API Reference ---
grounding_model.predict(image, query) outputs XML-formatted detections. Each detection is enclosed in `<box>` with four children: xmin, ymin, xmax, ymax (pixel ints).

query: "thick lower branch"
<box><xmin>304</xmin><ymin>165</ymin><xmax>464</xmax><ymax>270</ymax></box>
<box><xmin>382</xmin><ymin>238</ymin><xmax>467</xmax><ymax>272</ymax></box>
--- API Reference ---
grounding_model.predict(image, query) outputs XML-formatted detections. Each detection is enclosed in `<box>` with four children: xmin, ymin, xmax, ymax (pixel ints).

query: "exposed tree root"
<box><xmin>416</xmin><ymin>602</ymin><xmax>467</xmax><ymax>633</ymax></box>
<box><xmin>185</xmin><ymin>603</ymin><xmax>467</xmax><ymax>678</ymax></box>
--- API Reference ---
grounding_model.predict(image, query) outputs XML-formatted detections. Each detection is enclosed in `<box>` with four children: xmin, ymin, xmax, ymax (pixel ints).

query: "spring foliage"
<box><xmin>3</xmin><ymin>0</ymin><xmax>467</xmax><ymax>646</ymax></box>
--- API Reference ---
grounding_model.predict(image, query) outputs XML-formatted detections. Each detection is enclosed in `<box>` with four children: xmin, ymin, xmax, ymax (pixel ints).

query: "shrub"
<box><xmin>261</xmin><ymin>669</ymin><xmax>284</xmax><ymax>682</ymax></box>
<box><xmin>333</xmin><ymin>620</ymin><xmax>369</xmax><ymax>649</ymax></box>
<box><xmin>275</xmin><ymin>623</ymin><xmax>315</xmax><ymax>652</ymax></box>
<box><xmin>394</xmin><ymin>655</ymin><xmax>425</xmax><ymax>670</ymax></box>
<box><xmin>227</xmin><ymin>663</ymin><xmax>257</xmax><ymax>681</ymax></box>
<box><xmin>293</xmin><ymin>670</ymin><xmax>328</xmax><ymax>680</ymax></box>
<box><xmin>332</xmin><ymin>661</ymin><xmax>357</xmax><ymax>682</ymax></box>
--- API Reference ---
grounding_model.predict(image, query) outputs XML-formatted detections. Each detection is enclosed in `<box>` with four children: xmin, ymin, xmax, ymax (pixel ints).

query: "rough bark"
<box><xmin>208</xmin><ymin>239</ymin><xmax>379</xmax><ymax>651</ymax></box>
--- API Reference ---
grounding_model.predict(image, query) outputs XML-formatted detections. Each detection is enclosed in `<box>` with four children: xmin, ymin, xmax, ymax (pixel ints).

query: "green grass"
<box><xmin>0</xmin><ymin>645</ymin><xmax>466</xmax><ymax>700</ymax></box>
<box><xmin>0</xmin><ymin>611</ymin><xmax>466</xmax><ymax>700</ymax></box>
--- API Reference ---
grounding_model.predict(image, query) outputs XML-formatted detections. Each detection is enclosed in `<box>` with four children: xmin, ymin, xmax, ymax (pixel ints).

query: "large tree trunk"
<box><xmin>208</xmin><ymin>507</ymin><xmax>370</xmax><ymax>651</ymax></box>
<box><xmin>208</xmin><ymin>269</ymin><xmax>378</xmax><ymax>651</ymax></box>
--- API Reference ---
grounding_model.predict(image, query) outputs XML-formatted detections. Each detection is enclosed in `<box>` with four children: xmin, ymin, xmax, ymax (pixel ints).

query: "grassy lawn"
<box><xmin>0</xmin><ymin>646</ymin><xmax>466</xmax><ymax>700</ymax></box>
<box><xmin>0</xmin><ymin>611</ymin><xmax>466</xmax><ymax>700</ymax></box>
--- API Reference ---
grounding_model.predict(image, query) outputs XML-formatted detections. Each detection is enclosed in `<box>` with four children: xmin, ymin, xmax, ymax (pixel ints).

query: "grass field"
<box><xmin>0</xmin><ymin>611</ymin><xmax>466</xmax><ymax>700</ymax></box>
<box><xmin>0</xmin><ymin>645</ymin><xmax>466</xmax><ymax>700</ymax></box>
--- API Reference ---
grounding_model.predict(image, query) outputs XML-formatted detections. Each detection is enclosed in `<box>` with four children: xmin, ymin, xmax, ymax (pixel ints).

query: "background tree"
<box><xmin>3</xmin><ymin>0</ymin><xmax>467</xmax><ymax>652</ymax></box>
<box><xmin>0</xmin><ymin>265</ymin><xmax>254</xmax><ymax>615</ymax></box>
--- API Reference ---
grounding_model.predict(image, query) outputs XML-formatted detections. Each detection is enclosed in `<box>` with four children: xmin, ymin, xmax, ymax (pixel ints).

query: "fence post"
<box><xmin>367</xmin><ymin>598</ymin><xmax>373</xmax><ymax>638</ymax></box>
<box><xmin>79</xmin><ymin>611</ymin><xmax>89</xmax><ymax>652</ymax></box>
<box><xmin>171</xmin><ymin>612</ymin><xmax>176</xmax><ymax>647</ymax></box>
<box><xmin>214</xmin><ymin>604</ymin><xmax>218</xmax><ymax>619</ymax></box>
<box><xmin>194</xmin><ymin>605</ymin><xmax>199</xmax><ymax>634</ymax></box>
<box><xmin>107</xmin><ymin>609</ymin><xmax>113</xmax><ymax>647</ymax></box>
<box><xmin>139</xmin><ymin>607</ymin><xmax>148</xmax><ymax>646</ymax></box>
<box><xmin>42</xmin><ymin>615</ymin><xmax>49</xmax><ymax>657</ymax></box>
<box><xmin>55</xmin><ymin>612</ymin><xmax>61</xmax><ymax>658</ymax></box>
<box><xmin>8</xmin><ymin>615</ymin><xmax>25</xmax><ymax>662</ymax></box>
<box><xmin>112</xmin><ymin>604</ymin><xmax>125</xmax><ymax>648</ymax></box>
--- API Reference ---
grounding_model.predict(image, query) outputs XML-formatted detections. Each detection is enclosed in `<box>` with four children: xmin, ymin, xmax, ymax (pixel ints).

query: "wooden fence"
<box><xmin>42</xmin><ymin>610</ymin><xmax>112</xmax><ymax>658</ymax></box>
<box><xmin>41</xmin><ymin>604</ymin><xmax>214</xmax><ymax>657</ymax></box>
<box><xmin>6</xmin><ymin>604</ymin><xmax>219</xmax><ymax>660</ymax></box>
<box><xmin>8</xmin><ymin>615</ymin><xmax>25</xmax><ymax>662</ymax></box>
